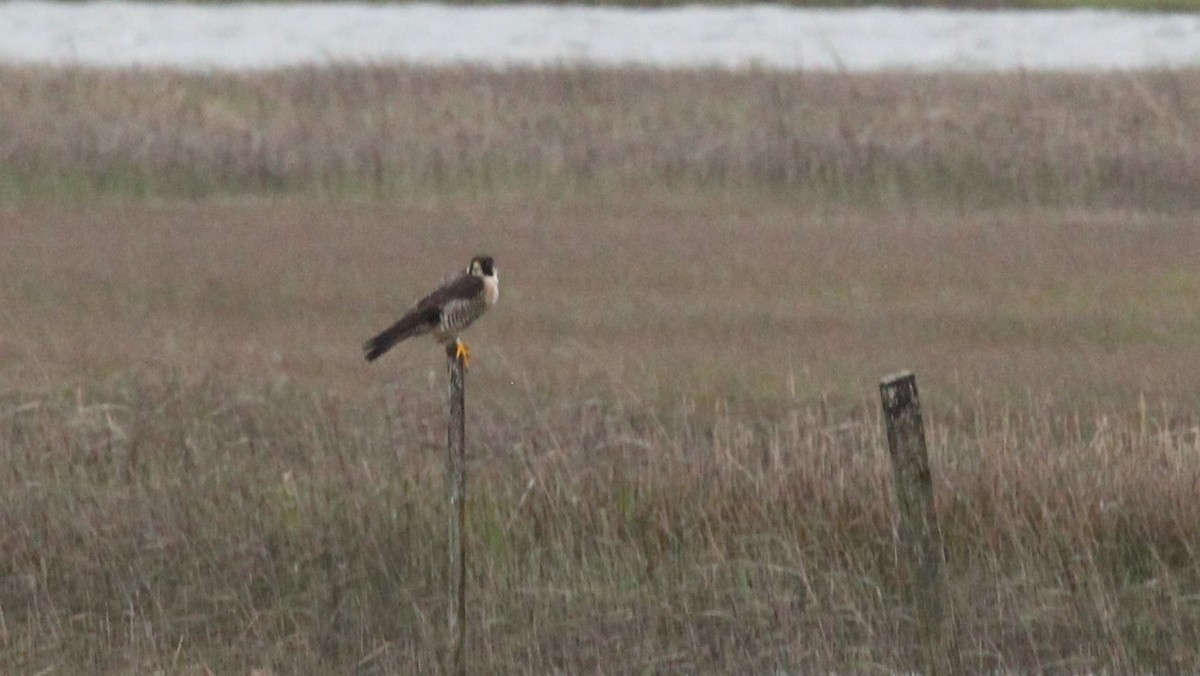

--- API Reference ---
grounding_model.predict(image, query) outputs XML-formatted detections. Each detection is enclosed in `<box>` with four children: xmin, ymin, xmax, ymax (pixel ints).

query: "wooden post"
<box><xmin>879</xmin><ymin>371</ymin><xmax>956</xmax><ymax>674</ymax></box>
<box><xmin>446</xmin><ymin>341</ymin><xmax>467</xmax><ymax>675</ymax></box>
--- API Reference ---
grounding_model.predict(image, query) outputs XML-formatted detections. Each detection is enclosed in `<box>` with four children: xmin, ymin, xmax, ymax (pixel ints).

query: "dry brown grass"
<box><xmin>4</xmin><ymin>64</ymin><xmax>1200</xmax><ymax>672</ymax></box>
<box><xmin>3</xmin><ymin>66</ymin><xmax>1200</xmax><ymax>207</ymax></box>
<box><xmin>3</xmin><ymin>194</ymin><xmax>1200</xmax><ymax>672</ymax></box>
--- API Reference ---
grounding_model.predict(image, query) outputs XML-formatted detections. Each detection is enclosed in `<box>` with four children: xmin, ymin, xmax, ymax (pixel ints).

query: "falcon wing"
<box><xmin>414</xmin><ymin>273</ymin><xmax>484</xmax><ymax>313</ymax></box>
<box><xmin>362</xmin><ymin>273</ymin><xmax>484</xmax><ymax>362</ymax></box>
<box><xmin>362</xmin><ymin>305</ymin><xmax>439</xmax><ymax>361</ymax></box>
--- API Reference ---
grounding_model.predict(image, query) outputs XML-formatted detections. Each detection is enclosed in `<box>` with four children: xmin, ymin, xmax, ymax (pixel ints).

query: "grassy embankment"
<box><xmin>3</xmin><ymin>66</ymin><xmax>1200</xmax><ymax>672</ymax></box>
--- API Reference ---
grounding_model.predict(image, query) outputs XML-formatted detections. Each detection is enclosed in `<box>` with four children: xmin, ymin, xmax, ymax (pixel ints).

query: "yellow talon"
<box><xmin>454</xmin><ymin>340</ymin><xmax>471</xmax><ymax>368</ymax></box>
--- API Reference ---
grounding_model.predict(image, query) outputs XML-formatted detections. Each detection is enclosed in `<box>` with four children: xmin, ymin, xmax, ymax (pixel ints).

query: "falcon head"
<box><xmin>468</xmin><ymin>255</ymin><xmax>496</xmax><ymax>278</ymax></box>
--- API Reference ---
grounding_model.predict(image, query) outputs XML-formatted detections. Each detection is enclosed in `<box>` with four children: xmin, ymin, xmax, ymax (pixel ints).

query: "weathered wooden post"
<box><xmin>879</xmin><ymin>371</ymin><xmax>956</xmax><ymax>674</ymax></box>
<box><xmin>446</xmin><ymin>341</ymin><xmax>467</xmax><ymax>675</ymax></box>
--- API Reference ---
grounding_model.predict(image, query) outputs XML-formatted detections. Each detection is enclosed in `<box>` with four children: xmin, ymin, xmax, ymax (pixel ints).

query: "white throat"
<box><xmin>482</xmin><ymin>273</ymin><xmax>499</xmax><ymax>305</ymax></box>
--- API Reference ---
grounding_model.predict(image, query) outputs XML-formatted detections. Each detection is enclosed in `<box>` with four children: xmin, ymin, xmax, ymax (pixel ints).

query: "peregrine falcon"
<box><xmin>363</xmin><ymin>255</ymin><xmax>498</xmax><ymax>366</ymax></box>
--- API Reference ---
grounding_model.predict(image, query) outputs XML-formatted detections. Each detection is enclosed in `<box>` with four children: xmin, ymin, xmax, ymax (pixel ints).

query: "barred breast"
<box><xmin>438</xmin><ymin>296</ymin><xmax>489</xmax><ymax>339</ymax></box>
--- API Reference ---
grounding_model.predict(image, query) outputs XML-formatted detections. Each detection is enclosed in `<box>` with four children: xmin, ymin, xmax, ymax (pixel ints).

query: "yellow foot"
<box><xmin>452</xmin><ymin>340</ymin><xmax>471</xmax><ymax>368</ymax></box>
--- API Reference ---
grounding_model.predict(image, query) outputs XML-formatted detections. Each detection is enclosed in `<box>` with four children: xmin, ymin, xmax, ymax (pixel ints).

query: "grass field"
<box><xmin>5</xmin><ymin>67</ymin><xmax>1200</xmax><ymax>209</ymax></box>
<box><xmin>3</xmin><ymin>65</ymin><xmax>1200</xmax><ymax>673</ymax></box>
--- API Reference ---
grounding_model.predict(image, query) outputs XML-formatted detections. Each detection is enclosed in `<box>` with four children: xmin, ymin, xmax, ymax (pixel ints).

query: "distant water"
<box><xmin>1</xmin><ymin>2</ymin><xmax>1199</xmax><ymax>72</ymax></box>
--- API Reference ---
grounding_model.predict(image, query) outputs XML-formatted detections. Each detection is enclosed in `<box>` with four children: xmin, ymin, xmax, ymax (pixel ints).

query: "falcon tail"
<box><xmin>363</xmin><ymin>308</ymin><xmax>438</xmax><ymax>361</ymax></box>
